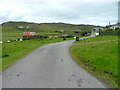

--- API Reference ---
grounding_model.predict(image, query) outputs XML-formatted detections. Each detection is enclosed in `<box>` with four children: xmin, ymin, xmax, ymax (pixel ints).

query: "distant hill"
<box><xmin>2</xmin><ymin>21</ymin><xmax>105</xmax><ymax>33</ymax></box>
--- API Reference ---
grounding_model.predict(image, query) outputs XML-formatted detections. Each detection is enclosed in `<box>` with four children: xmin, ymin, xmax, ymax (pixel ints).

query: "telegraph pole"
<box><xmin>118</xmin><ymin>1</ymin><xmax>120</xmax><ymax>23</ymax></box>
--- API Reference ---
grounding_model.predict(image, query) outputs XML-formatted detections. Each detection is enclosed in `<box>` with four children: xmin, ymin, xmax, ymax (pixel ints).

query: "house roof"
<box><xmin>110</xmin><ymin>22</ymin><xmax>120</xmax><ymax>27</ymax></box>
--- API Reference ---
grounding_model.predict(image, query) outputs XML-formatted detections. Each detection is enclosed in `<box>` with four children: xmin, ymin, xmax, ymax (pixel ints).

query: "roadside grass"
<box><xmin>2</xmin><ymin>38</ymin><xmax>73</xmax><ymax>71</ymax></box>
<box><xmin>0</xmin><ymin>44</ymin><xmax>2</xmax><ymax>72</ymax></box>
<box><xmin>70</xmin><ymin>36</ymin><xmax>118</xmax><ymax>88</ymax></box>
<box><xmin>75</xmin><ymin>36</ymin><xmax>117</xmax><ymax>43</ymax></box>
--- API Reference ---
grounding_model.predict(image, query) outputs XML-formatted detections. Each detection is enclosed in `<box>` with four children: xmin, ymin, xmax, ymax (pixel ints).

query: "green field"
<box><xmin>2</xmin><ymin>38</ymin><xmax>73</xmax><ymax>71</ymax></box>
<box><xmin>75</xmin><ymin>36</ymin><xmax>118</xmax><ymax>43</ymax></box>
<box><xmin>70</xmin><ymin>36</ymin><xmax>118</xmax><ymax>88</ymax></box>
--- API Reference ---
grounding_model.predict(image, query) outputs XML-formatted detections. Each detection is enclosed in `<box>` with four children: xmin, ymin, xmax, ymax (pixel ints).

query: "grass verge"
<box><xmin>70</xmin><ymin>36</ymin><xmax>118</xmax><ymax>88</ymax></box>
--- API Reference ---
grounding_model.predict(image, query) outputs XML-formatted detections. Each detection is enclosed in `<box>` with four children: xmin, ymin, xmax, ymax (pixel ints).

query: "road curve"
<box><xmin>2</xmin><ymin>36</ymin><xmax>108</xmax><ymax>88</ymax></box>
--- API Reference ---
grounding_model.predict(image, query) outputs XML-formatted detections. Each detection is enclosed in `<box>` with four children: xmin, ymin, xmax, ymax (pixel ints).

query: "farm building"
<box><xmin>23</xmin><ymin>32</ymin><xmax>36</xmax><ymax>36</ymax></box>
<box><xmin>23</xmin><ymin>32</ymin><xmax>48</xmax><ymax>39</ymax></box>
<box><xmin>23</xmin><ymin>32</ymin><xmax>36</xmax><ymax>39</ymax></box>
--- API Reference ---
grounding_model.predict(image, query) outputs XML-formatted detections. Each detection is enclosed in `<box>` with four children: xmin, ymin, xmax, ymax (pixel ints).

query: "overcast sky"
<box><xmin>0</xmin><ymin>0</ymin><xmax>119</xmax><ymax>26</ymax></box>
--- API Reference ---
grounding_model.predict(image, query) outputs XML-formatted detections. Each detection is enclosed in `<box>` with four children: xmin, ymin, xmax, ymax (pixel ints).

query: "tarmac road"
<box><xmin>2</xmin><ymin>36</ymin><xmax>108</xmax><ymax>88</ymax></box>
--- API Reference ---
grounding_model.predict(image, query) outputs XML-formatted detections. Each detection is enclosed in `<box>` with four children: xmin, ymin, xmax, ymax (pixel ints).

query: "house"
<box><xmin>23</xmin><ymin>32</ymin><xmax>36</xmax><ymax>39</ymax></box>
<box><xmin>109</xmin><ymin>23</ymin><xmax>120</xmax><ymax>30</ymax></box>
<box><xmin>106</xmin><ymin>22</ymin><xmax>120</xmax><ymax>30</ymax></box>
<box><xmin>23</xmin><ymin>32</ymin><xmax>36</xmax><ymax>36</ymax></box>
<box><xmin>91</xmin><ymin>28</ymin><xmax>103</xmax><ymax>36</ymax></box>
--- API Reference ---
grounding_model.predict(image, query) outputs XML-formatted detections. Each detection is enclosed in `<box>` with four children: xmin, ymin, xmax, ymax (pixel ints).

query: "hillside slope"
<box><xmin>1</xmin><ymin>21</ymin><xmax>104</xmax><ymax>41</ymax></box>
<box><xmin>2</xmin><ymin>21</ymin><xmax>104</xmax><ymax>33</ymax></box>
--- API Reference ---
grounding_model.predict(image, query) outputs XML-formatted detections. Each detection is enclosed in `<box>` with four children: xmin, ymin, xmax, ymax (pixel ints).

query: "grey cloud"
<box><xmin>0</xmin><ymin>0</ymin><xmax>118</xmax><ymax>26</ymax></box>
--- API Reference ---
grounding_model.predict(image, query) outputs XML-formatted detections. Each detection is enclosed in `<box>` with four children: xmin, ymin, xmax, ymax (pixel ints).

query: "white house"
<box><xmin>106</xmin><ymin>22</ymin><xmax>120</xmax><ymax>30</ymax></box>
<box><xmin>109</xmin><ymin>23</ymin><xmax>120</xmax><ymax>30</ymax></box>
<box><xmin>91</xmin><ymin>28</ymin><xmax>103</xmax><ymax>36</ymax></box>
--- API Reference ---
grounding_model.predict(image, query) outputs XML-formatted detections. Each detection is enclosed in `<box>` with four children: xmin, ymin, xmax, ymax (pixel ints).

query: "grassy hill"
<box><xmin>1</xmin><ymin>21</ymin><xmax>104</xmax><ymax>41</ymax></box>
<box><xmin>2</xmin><ymin>21</ymin><xmax>104</xmax><ymax>33</ymax></box>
